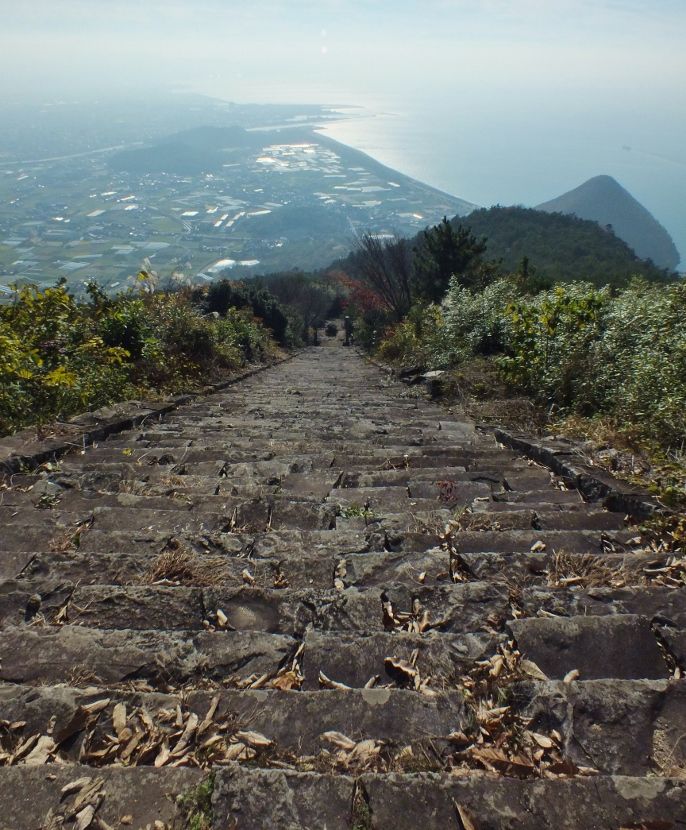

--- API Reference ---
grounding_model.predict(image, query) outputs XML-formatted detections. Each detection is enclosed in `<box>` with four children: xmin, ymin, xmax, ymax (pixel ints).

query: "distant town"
<box><xmin>0</xmin><ymin>94</ymin><xmax>473</xmax><ymax>293</ymax></box>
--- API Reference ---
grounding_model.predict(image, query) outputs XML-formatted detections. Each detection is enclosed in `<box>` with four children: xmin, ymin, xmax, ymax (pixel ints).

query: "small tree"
<box><xmin>413</xmin><ymin>217</ymin><xmax>487</xmax><ymax>303</ymax></box>
<box><xmin>350</xmin><ymin>233</ymin><xmax>413</xmax><ymax>321</ymax></box>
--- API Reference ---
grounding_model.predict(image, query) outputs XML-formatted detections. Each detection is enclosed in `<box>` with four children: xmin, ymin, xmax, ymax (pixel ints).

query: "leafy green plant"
<box><xmin>498</xmin><ymin>281</ymin><xmax>610</xmax><ymax>410</ymax></box>
<box><xmin>340</xmin><ymin>503</ymin><xmax>377</xmax><ymax>521</ymax></box>
<box><xmin>0</xmin><ymin>280</ymin><xmax>278</xmax><ymax>436</ymax></box>
<box><xmin>376</xmin><ymin>274</ymin><xmax>686</xmax><ymax>452</ymax></box>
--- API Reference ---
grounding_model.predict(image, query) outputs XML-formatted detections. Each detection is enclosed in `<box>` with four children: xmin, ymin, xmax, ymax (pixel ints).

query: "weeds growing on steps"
<box><xmin>179</xmin><ymin>774</ymin><xmax>215</xmax><ymax>830</ymax></box>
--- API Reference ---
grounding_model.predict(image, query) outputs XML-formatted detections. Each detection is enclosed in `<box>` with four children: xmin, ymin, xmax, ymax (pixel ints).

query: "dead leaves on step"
<box><xmin>232</xmin><ymin>642</ymin><xmax>304</xmax><ymax>691</ymax></box>
<box><xmin>383</xmin><ymin>652</ymin><xmax>437</xmax><ymax>697</ymax></box>
<box><xmin>43</xmin><ymin>776</ymin><xmax>108</xmax><ymax>830</ymax></box>
<box><xmin>381</xmin><ymin>592</ymin><xmax>434</xmax><ymax>633</ymax></box>
<box><xmin>442</xmin><ymin>640</ymin><xmax>598</xmax><ymax>781</ymax></box>
<box><xmin>42</xmin><ymin>775</ymin><xmax>175</xmax><ymax>830</ymax></box>
<box><xmin>0</xmin><ymin>720</ymin><xmax>55</xmax><ymax>766</ymax></box>
<box><xmin>0</xmin><ymin>698</ymin><xmax>274</xmax><ymax>770</ymax></box>
<box><xmin>447</xmin><ymin>697</ymin><xmax>596</xmax><ymax>781</ymax></box>
<box><xmin>468</xmin><ymin>640</ymin><xmax>549</xmax><ymax>689</ymax></box>
<box><xmin>320</xmin><ymin>731</ymin><xmax>383</xmax><ymax>771</ymax></box>
<box><xmin>641</xmin><ymin>555</ymin><xmax>686</xmax><ymax>588</ymax></box>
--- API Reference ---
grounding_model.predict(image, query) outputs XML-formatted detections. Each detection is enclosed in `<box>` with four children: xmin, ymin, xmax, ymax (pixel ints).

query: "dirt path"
<box><xmin>0</xmin><ymin>340</ymin><xmax>684</xmax><ymax>828</ymax></box>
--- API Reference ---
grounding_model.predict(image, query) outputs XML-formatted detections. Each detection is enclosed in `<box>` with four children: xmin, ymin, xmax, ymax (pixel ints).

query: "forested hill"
<box><xmin>537</xmin><ymin>175</ymin><xmax>681</xmax><ymax>271</ymax></box>
<box><xmin>454</xmin><ymin>206</ymin><xmax>674</xmax><ymax>285</ymax></box>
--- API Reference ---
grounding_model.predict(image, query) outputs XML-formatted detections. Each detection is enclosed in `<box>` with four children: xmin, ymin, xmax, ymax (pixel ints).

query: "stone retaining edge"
<box><xmin>493</xmin><ymin>428</ymin><xmax>660</xmax><ymax>517</ymax></box>
<box><xmin>360</xmin><ymin>350</ymin><xmax>660</xmax><ymax>518</ymax></box>
<box><xmin>0</xmin><ymin>352</ymin><xmax>299</xmax><ymax>476</ymax></box>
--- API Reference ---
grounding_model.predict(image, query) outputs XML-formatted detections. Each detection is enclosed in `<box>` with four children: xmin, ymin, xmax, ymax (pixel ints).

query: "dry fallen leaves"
<box><xmin>381</xmin><ymin>592</ymin><xmax>433</xmax><ymax>633</ymax></box>
<box><xmin>0</xmin><ymin>698</ymin><xmax>278</xmax><ymax>771</ymax></box>
<box><xmin>447</xmin><ymin>641</ymin><xmax>598</xmax><ymax>781</ymax></box>
<box><xmin>320</xmin><ymin>731</ymin><xmax>383</xmax><ymax>770</ymax></box>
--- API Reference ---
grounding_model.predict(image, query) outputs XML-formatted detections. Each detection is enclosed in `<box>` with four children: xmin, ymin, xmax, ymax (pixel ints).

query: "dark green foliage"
<box><xmin>204</xmin><ymin>280</ymin><xmax>290</xmax><ymax>346</ymax></box>
<box><xmin>537</xmin><ymin>175</ymin><xmax>681</xmax><ymax>271</ymax></box>
<box><xmin>459</xmin><ymin>206</ymin><xmax>674</xmax><ymax>287</ymax></box>
<box><xmin>413</xmin><ymin>217</ymin><xmax>488</xmax><ymax>301</ymax></box>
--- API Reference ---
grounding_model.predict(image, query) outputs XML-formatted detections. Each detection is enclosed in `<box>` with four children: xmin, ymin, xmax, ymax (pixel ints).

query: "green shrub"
<box><xmin>204</xmin><ymin>280</ymin><xmax>291</xmax><ymax>346</ymax></box>
<box><xmin>0</xmin><ymin>280</ymin><xmax>278</xmax><ymax>436</ymax></box>
<box><xmin>376</xmin><ymin>274</ymin><xmax>686</xmax><ymax>450</ymax></box>
<box><xmin>377</xmin><ymin>303</ymin><xmax>444</xmax><ymax>366</ymax></box>
<box><xmin>439</xmin><ymin>277</ymin><xmax>520</xmax><ymax>366</ymax></box>
<box><xmin>497</xmin><ymin>281</ymin><xmax>611</xmax><ymax>411</ymax></box>
<box><xmin>588</xmin><ymin>280</ymin><xmax>686</xmax><ymax>445</ymax></box>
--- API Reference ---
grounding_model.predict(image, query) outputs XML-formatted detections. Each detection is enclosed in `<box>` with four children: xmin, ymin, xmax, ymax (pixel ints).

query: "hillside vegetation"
<box><xmin>378</xmin><ymin>277</ymin><xmax>686</xmax><ymax>449</ymax></box>
<box><xmin>458</xmin><ymin>206</ymin><xmax>674</xmax><ymax>286</ymax></box>
<box><xmin>339</xmin><ymin>213</ymin><xmax>685</xmax><ymax>458</ymax></box>
<box><xmin>0</xmin><ymin>278</ymin><xmax>281</xmax><ymax>436</ymax></box>
<box><xmin>537</xmin><ymin>175</ymin><xmax>681</xmax><ymax>271</ymax></box>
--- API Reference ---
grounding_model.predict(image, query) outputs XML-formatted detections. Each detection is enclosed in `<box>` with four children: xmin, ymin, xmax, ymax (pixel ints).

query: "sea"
<box><xmin>321</xmin><ymin>96</ymin><xmax>686</xmax><ymax>270</ymax></box>
<box><xmin>209</xmin><ymin>85</ymin><xmax>686</xmax><ymax>268</ymax></box>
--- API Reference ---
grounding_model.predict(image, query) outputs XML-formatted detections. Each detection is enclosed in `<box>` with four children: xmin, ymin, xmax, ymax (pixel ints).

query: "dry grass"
<box><xmin>547</xmin><ymin>551</ymin><xmax>633</xmax><ymax>589</ymax></box>
<box><xmin>49</xmin><ymin>515</ymin><xmax>94</xmax><ymax>552</ymax></box>
<box><xmin>555</xmin><ymin>413</ymin><xmax>686</xmax><ymax>511</ymax></box>
<box><xmin>143</xmin><ymin>546</ymin><xmax>231</xmax><ymax>587</ymax></box>
<box><xmin>548</xmin><ymin>549</ymin><xmax>686</xmax><ymax>590</ymax></box>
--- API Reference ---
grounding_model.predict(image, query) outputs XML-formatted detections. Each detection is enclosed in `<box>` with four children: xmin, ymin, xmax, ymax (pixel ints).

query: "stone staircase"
<box><xmin>0</xmin><ymin>340</ymin><xmax>684</xmax><ymax>829</ymax></box>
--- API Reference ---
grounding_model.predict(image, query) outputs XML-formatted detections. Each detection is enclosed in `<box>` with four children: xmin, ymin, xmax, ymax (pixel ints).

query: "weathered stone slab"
<box><xmin>0</xmin><ymin>765</ymin><xmax>203</xmax><ymax>830</ymax></box>
<box><xmin>0</xmin><ymin>626</ymin><xmax>295</xmax><ymax>686</ymax></box>
<box><xmin>512</xmin><ymin>678</ymin><xmax>685</xmax><ymax>775</ymax></box>
<box><xmin>212</xmin><ymin>766</ymin><xmax>354</xmax><ymax>830</ymax></box>
<box><xmin>301</xmin><ymin>630</ymin><xmax>499</xmax><ymax>688</ymax></box>
<box><xmin>509</xmin><ymin>615</ymin><xmax>668</xmax><ymax>679</ymax></box>
<box><xmin>361</xmin><ymin>772</ymin><xmax>686</xmax><ymax>829</ymax></box>
<box><xmin>321</xmin><ymin>582</ymin><xmax>510</xmax><ymax>634</ymax></box>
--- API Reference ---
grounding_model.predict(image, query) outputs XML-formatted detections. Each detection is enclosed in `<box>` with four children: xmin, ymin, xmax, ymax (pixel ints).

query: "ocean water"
<box><xmin>204</xmin><ymin>75</ymin><xmax>684</xmax><ymax>268</ymax></box>
<box><xmin>316</xmin><ymin>93</ymin><xmax>685</xmax><ymax>268</ymax></box>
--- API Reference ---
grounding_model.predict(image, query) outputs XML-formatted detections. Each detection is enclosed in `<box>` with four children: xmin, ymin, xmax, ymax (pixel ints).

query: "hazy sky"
<box><xmin>2</xmin><ymin>0</ymin><xmax>685</xmax><ymax>259</ymax></box>
<box><xmin>3</xmin><ymin>0</ymin><xmax>685</xmax><ymax>102</ymax></box>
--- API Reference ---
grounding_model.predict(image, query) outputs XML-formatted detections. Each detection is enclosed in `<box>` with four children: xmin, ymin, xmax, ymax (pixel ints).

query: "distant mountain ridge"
<box><xmin>536</xmin><ymin>175</ymin><xmax>680</xmax><ymax>270</ymax></box>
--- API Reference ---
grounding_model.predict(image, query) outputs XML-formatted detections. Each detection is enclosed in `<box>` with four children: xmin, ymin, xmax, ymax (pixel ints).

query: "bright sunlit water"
<box><xmin>207</xmin><ymin>81</ymin><xmax>686</xmax><ymax>267</ymax></box>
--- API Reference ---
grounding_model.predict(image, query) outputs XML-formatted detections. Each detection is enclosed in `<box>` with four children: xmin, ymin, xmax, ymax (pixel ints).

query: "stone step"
<box><xmin>513</xmin><ymin>678</ymin><xmax>686</xmax><ymax>776</ymax></box>
<box><xmin>0</xmin><ymin>626</ymin><xmax>295</xmax><ymax>688</ymax></box>
<box><xmin>327</xmin><ymin>482</ymin><xmax>493</xmax><ymax>508</ymax></box>
<box><xmin>12</xmin><ymin>547</ymin><xmax>330</xmax><ymax>589</ymax></box>
<box><xmin>457</xmin><ymin>548</ymin><xmax>673</xmax><ymax>585</ymax></box>
<box><xmin>508</xmin><ymin>614</ymin><xmax>669</xmax><ymax>679</ymax></box>
<box><xmin>0</xmin><ymin>684</ymin><xmax>468</xmax><ymax>760</ymax></box>
<box><xmin>0</xmin><ymin>766</ymin><xmax>204</xmax><ymax>830</ymax></box>
<box><xmin>6</xmin><ymin>544</ymin><xmax>671</xmax><ymax>596</ymax></box>
<box><xmin>300</xmin><ymin>629</ymin><xmax>500</xmax><ymax>689</ymax></box>
<box><xmin>4</xmin><ymin>569</ymin><xmax>683</xmax><ymax>637</ymax></box>
<box><xmin>8</xmin><ymin>520</ymin><xmax>633</xmax><ymax>559</ymax></box>
<box><xmin>0</xmin><ymin>624</ymin><xmax>502</xmax><ymax>691</ymax></box>
<box><xmin>0</xmin><ymin>343</ymin><xmax>676</xmax><ymax>821</ymax></box>
<box><xmin>355</xmin><ymin>772</ymin><xmax>686</xmax><ymax>830</ymax></box>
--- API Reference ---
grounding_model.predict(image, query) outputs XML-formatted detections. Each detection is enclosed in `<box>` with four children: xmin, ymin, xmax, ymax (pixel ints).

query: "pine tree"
<box><xmin>412</xmin><ymin>217</ymin><xmax>487</xmax><ymax>303</ymax></box>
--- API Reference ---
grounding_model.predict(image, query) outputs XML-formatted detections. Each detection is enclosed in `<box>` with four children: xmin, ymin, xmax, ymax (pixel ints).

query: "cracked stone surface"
<box><xmin>0</xmin><ymin>340</ymin><xmax>684</xmax><ymax>828</ymax></box>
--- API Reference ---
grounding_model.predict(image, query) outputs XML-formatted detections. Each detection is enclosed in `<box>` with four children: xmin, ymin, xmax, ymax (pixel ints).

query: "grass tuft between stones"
<box><xmin>179</xmin><ymin>773</ymin><xmax>215</xmax><ymax>830</ymax></box>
